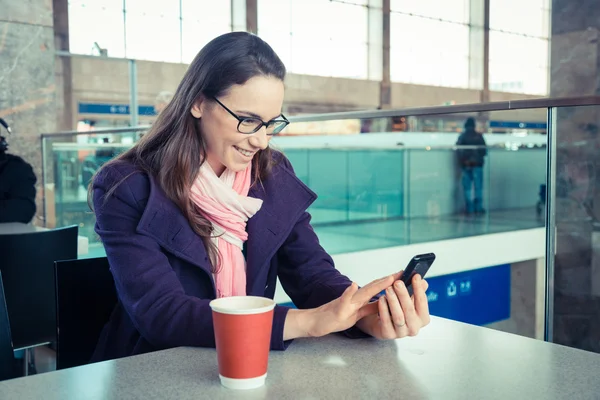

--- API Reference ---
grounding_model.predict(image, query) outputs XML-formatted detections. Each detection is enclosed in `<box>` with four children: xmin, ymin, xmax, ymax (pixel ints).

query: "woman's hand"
<box><xmin>356</xmin><ymin>273</ymin><xmax>431</xmax><ymax>339</ymax></box>
<box><xmin>304</xmin><ymin>273</ymin><xmax>400</xmax><ymax>338</ymax></box>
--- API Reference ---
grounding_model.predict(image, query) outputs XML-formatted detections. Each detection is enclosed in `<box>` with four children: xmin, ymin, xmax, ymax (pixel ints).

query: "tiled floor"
<box><xmin>314</xmin><ymin>207</ymin><xmax>544</xmax><ymax>254</ymax></box>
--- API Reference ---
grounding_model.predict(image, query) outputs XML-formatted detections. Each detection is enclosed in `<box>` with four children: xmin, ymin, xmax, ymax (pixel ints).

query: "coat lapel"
<box><xmin>245</xmin><ymin>162</ymin><xmax>317</xmax><ymax>294</ymax></box>
<box><xmin>136</xmin><ymin>174</ymin><xmax>214</xmax><ymax>283</ymax></box>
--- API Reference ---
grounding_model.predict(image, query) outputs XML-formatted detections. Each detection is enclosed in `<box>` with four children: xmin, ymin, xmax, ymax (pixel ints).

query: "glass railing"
<box><xmin>41</xmin><ymin>127</ymin><xmax>147</xmax><ymax>252</ymax></box>
<box><xmin>40</xmin><ymin>116</ymin><xmax>549</xmax><ymax>257</ymax></box>
<box><xmin>277</xmin><ymin>145</ymin><xmax>545</xmax><ymax>254</ymax></box>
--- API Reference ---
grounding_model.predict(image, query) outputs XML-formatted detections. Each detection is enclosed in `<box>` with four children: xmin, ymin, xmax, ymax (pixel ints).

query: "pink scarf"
<box><xmin>190</xmin><ymin>163</ymin><xmax>263</xmax><ymax>298</ymax></box>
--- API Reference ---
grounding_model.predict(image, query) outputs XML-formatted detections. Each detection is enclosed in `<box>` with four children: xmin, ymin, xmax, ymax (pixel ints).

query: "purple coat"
<box><xmin>91</xmin><ymin>154</ymin><xmax>363</xmax><ymax>362</ymax></box>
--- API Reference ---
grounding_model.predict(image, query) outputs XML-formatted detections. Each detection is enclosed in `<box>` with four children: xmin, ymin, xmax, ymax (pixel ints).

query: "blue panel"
<box><xmin>489</xmin><ymin>121</ymin><xmax>547</xmax><ymax>129</ymax></box>
<box><xmin>426</xmin><ymin>264</ymin><xmax>511</xmax><ymax>325</ymax></box>
<box><xmin>277</xmin><ymin>264</ymin><xmax>511</xmax><ymax>326</ymax></box>
<box><xmin>78</xmin><ymin>102</ymin><xmax>156</xmax><ymax>116</ymax></box>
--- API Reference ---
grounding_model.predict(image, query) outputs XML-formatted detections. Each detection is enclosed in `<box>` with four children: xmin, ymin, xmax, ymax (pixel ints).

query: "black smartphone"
<box><xmin>400</xmin><ymin>253</ymin><xmax>436</xmax><ymax>296</ymax></box>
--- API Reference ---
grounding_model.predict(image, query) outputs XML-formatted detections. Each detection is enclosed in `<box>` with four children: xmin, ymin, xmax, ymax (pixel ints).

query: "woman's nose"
<box><xmin>248</xmin><ymin>126</ymin><xmax>269</xmax><ymax>150</ymax></box>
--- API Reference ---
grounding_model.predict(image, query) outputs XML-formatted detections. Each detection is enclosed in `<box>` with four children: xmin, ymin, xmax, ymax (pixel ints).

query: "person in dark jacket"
<box><xmin>456</xmin><ymin>117</ymin><xmax>487</xmax><ymax>215</ymax></box>
<box><xmin>0</xmin><ymin>135</ymin><xmax>37</xmax><ymax>223</ymax></box>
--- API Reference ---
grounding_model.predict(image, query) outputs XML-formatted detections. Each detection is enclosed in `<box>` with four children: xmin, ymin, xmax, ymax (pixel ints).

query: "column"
<box><xmin>246</xmin><ymin>0</ymin><xmax>258</xmax><ymax>34</ymax></box>
<box><xmin>468</xmin><ymin>0</ymin><xmax>486</xmax><ymax>94</ymax></box>
<box><xmin>549</xmin><ymin>0</ymin><xmax>600</xmax><ymax>352</ymax></box>
<box><xmin>378</xmin><ymin>0</ymin><xmax>390</xmax><ymax>109</ymax></box>
<box><xmin>53</xmin><ymin>0</ymin><xmax>73</xmax><ymax>131</ymax></box>
<box><xmin>0</xmin><ymin>0</ymin><xmax>57</xmax><ymax>223</ymax></box>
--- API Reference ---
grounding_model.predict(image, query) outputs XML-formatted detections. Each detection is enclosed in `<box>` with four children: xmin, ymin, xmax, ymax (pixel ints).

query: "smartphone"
<box><xmin>400</xmin><ymin>253</ymin><xmax>436</xmax><ymax>296</ymax></box>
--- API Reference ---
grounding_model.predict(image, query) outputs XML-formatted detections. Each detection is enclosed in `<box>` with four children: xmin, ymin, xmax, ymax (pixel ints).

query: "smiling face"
<box><xmin>191</xmin><ymin>75</ymin><xmax>285</xmax><ymax>177</ymax></box>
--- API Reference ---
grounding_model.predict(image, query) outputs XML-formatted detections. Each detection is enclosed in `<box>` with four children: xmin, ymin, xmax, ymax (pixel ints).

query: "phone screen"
<box><xmin>400</xmin><ymin>253</ymin><xmax>436</xmax><ymax>296</ymax></box>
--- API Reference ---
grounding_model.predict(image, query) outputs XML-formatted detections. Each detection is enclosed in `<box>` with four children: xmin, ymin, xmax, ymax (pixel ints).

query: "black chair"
<box><xmin>0</xmin><ymin>225</ymin><xmax>78</xmax><ymax>374</ymax></box>
<box><xmin>0</xmin><ymin>272</ymin><xmax>16</xmax><ymax>381</ymax></box>
<box><xmin>55</xmin><ymin>257</ymin><xmax>117</xmax><ymax>370</ymax></box>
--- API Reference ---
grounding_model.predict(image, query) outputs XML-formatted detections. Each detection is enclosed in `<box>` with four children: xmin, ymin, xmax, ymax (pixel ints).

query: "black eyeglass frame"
<box><xmin>212</xmin><ymin>97</ymin><xmax>290</xmax><ymax>135</ymax></box>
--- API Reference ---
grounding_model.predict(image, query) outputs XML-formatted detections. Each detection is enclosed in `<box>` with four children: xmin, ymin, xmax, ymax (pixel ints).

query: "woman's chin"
<box><xmin>226</xmin><ymin>160</ymin><xmax>252</xmax><ymax>173</ymax></box>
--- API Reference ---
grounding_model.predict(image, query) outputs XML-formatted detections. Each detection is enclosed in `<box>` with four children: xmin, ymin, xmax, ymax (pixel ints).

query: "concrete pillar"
<box><xmin>246</xmin><ymin>0</ymin><xmax>257</xmax><ymax>34</ymax></box>
<box><xmin>481</xmin><ymin>0</ymin><xmax>489</xmax><ymax>103</ymax></box>
<box><xmin>53</xmin><ymin>0</ymin><xmax>73</xmax><ymax>131</ymax></box>
<box><xmin>368</xmin><ymin>0</ymin><xmax>383</xmax><ymax>82</ymax></box>
<box><xmin>468</xmin><ymin>0</ymin><xmax>486</xmax><ymax>93</ymax></box>
<box><xmin>0</xmin><ymin>0</ymin><xmax>57</xmax><ymax>223</ymax></box>
<box><xmin>379</xmin><ymin>0</ymin><xmax>391</xmax><ymax>109</ymax></box>
<box><xmin>549</xmin><ymin>0</ymin><xmax>600</xmax><ymax>352</ymax></box>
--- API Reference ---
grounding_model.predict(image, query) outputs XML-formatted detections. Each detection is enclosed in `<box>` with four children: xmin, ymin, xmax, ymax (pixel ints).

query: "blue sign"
<box><xmin>78</xmin><ymin>102</ymin><xmax>156</xmax><ymax>116</ymax></box>
<box><xmin>278</xmin><ymin>264</ymin><xmax>510</xmax><ymax>326</ymax></box>
<box><xmin>426</xmin><ymin>264</ymin><xmax>510</xmax><ymax>325</ymax></box>
<box><xmin>489</xmin><ymin>121</ymin><xmax>547</xmax><ymax>130</ymax></box>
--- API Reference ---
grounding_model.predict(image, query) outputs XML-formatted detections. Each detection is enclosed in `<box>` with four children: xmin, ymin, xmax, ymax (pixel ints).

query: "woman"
<box><xmin>90</xmin><ymin>32</ymin><xmax>430</xmax><ymax>362</ymax></box>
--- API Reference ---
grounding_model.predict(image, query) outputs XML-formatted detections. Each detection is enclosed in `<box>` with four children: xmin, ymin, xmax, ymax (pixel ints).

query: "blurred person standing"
<box><xmin>456</xmin><ymin>117</ymin><xmax>487</xmax><ymax>215</ymax></box>
<box><xmin>0</xmin><ymin>119</ymin><xmax>37</xmax><ymax>224</ymax></box>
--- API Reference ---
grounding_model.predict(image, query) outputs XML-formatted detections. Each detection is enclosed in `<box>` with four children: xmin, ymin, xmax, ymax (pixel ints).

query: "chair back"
<box><xmin>0</xmin><ymin>225</ymin><xmax>78</xmax><ymax>349</ymax></box>
<box><xmin>0</xmin><ymin>272</ymin><xmax>16</xmax><ymax>381</ymax></box>
<box><xmin>55</xmin><ymin>257</ymin><xmax>117</xmax><ymax>370</ymax></box>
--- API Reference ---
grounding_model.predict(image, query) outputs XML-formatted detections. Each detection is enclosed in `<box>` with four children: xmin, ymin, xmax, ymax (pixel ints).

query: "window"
<box><xmin>390</xmin><ymin>8</ymin><xmax>470</xmax><ymax>88</ymax></box>
<box><xmin>490</xmin><ymin>0</ymin><xmax>549</xmax><ymax>37</ymax></box>
<box><xmin>68</xmin><ymin>0</ymin><xmax>125</xmax><ymax>57</ymax></box>
<box><xmin>489</xmin><ymin>0</ymin><xmax>550</xmax><ymax>95</ymax></box>
<box><xmin>258</xmin><ymin>0</ymin><xmax>369</xmax><ymax>79</ymax></box>
<box><xmin>390</xmin><ymin>0</ymin><xmax>469</xmax><ymax>24</ymax></box>
<box><xmin>125</xmin><ymin>0</ymin><xmax>181</xmax><ymax>63</ymax></box>
<box><xmin>181</xmin><ymin>0</ymin><xmax>232</xmax><ymax>63</ymax></box>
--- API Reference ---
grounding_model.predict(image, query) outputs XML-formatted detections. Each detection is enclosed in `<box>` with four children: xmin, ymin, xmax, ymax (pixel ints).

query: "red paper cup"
<box><xmin>209</xmin><ymin>296</ymin><xmax>276</xmax><ymax>390</ymax></box>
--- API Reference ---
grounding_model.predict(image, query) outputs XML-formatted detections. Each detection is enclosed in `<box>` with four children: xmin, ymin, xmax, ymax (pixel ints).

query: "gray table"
<box><xmin>0</xmin><ymin>222</ymin><xmax>41</xmax><ymax>234</ymax></box>
<box><xmin>1</xmin><ymin>317</ymin><xmax>599</xmax><ymax>399</ymax></box>
<box><xmin>0</xmin><ymin>222</ymin><xmax>89</xmax><ymax>255</ymax></box>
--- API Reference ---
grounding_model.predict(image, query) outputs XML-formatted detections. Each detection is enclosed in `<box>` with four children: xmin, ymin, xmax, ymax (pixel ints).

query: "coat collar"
<box><xmin>135</xmin><ymin>160</ymin><xmax>317</xmax><ymax>294</ymax></box>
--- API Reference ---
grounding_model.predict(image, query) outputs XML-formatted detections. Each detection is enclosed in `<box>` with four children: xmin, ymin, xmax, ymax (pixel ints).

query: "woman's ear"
<box><xmin>191</xmin><ymin>98</ymin><xmax>204</xmax><ymax>119</ymax></box>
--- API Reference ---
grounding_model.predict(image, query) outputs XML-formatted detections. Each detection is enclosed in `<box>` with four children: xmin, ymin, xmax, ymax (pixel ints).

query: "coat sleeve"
<box><xmin>0</xmin><ymin>158</ymin><xmax>36</xmax><ymax>223</ymax></box>
<box><xmin>94</xmin><ymin>165</ymin><xmax>290</xmax><ymax>350</ymax></box>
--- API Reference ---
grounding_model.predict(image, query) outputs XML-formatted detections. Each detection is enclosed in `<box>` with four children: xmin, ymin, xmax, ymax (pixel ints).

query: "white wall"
<box><xmin>274</xmin><ymin>227</ymin><xmax>546</xmax><ymax>304</ymax></box>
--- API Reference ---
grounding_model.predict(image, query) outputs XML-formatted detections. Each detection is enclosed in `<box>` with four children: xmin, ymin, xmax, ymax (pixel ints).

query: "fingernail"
<box><xmin>395</xmin><ymin>281</ymin><xmax>402</xmax><ymax>289</ymax></box>
<box><xmin>416</xmin><ymin>274</ymin><xmax>422</xmax><ymax>282</ymax></box>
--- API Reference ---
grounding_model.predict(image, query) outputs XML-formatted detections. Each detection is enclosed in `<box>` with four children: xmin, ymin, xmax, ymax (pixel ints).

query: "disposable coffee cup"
<box><xmin>209</xmin><ymin>296</ymin><xmax>276</xmax><ymax>390</ymax></box>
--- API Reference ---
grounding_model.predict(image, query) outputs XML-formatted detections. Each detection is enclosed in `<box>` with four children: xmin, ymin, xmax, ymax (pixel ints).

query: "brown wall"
<box><xmin>68</xmin><ymin>57</ymin><xmax>546</xmax><ymax>128</ymax></box>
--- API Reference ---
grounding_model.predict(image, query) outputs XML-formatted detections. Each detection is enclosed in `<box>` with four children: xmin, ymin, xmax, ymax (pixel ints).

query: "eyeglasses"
<box><xmin>212</xmin><ymin>97</ymin><xmax>289</xmax><ymax>135</ymax></box>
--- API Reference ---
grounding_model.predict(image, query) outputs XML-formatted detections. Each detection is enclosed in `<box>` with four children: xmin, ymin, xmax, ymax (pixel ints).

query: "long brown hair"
<box><xmin>91</xmin><ymin>32</ymin><xmax>286</xmax><ymax>272</ymax></box>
